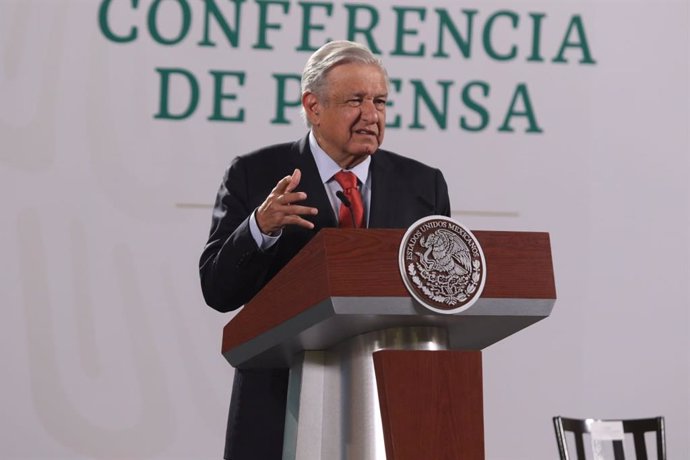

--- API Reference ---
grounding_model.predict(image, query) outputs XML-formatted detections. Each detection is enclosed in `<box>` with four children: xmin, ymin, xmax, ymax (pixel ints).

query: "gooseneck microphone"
<box><xmin>335</xmin><ymin>190</ymin><xmax>356</xmax><ymax>228</ymax></box>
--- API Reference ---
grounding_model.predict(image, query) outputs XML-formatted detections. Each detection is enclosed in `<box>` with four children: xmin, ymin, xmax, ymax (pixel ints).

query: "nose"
<box><xmin>360</xmin><ymin>99</ymin><xmax>379</xmax><ymax>122</ymax></box>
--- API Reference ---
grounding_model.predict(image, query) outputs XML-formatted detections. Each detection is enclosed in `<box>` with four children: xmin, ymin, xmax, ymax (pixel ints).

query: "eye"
<box><xmin>347</xmin><ymin>98</ymin><xmax>363</xmax><ymax>107</ymax></box>
<box><xmin>374</xmin><ymin>98</ymin><xmax>387</xmax><ymax>109</ymax></box>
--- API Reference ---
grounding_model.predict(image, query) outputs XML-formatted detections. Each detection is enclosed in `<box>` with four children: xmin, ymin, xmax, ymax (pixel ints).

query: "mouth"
<box><xmin>353</xmin><ymin>128</ymin><xmax>378</xmax><ymax>137</ymax></box>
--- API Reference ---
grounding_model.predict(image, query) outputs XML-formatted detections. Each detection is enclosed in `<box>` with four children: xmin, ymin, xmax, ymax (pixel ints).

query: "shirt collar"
<box><xmin>309</xmin><ymin>131</ymin><xmax>371</xmax><ymax>185</ymax></box>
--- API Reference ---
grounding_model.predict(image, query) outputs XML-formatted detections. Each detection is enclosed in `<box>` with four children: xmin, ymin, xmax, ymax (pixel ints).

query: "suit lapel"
<box><xmin>292</xmin><ymin>136</ymin><xmax>338</xmax><ymax>229</ymax></box>
<box><xmin>368</xmin><ymin>152</ymin><xmax>397</xmax><ymax>228</ymax></box>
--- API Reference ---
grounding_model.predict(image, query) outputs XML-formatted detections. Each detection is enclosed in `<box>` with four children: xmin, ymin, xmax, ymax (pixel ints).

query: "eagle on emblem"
<box><xmin>418</xmin><ymin>229</ymin><xmax>472</xmax><ymax>276</ymax></box>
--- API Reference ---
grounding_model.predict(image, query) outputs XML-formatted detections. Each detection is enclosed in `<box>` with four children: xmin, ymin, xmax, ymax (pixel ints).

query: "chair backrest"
<box><xmin>552</xmin><ymin>416</ymin><xmax>666</xmax><ymax>460</ymax></box>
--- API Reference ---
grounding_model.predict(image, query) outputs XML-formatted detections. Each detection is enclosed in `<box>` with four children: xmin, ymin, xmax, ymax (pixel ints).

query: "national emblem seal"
<box><xmin>398</xmin><ymin>216</ymin><xmax>487</xmax><ymax>314</ymax></box>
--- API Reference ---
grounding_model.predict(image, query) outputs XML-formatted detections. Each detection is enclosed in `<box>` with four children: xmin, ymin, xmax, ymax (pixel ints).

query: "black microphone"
<box><xmin>335</xmin><ymin>190</ymin><xmax>356</xmax><ymax>228</ymax></box>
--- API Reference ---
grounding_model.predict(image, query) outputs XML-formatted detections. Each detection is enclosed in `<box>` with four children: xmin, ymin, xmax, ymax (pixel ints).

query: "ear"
<box><xmin>302</xmin><ymin>92</ymin><xmax>321</xmax><ymax>126</ymax></box>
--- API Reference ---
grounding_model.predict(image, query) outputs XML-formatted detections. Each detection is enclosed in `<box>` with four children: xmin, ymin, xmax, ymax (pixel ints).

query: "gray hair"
<box><xmin>301</xmin><ymin>40</ymin><xmax>388</xmax><ymax>126</ymax></box>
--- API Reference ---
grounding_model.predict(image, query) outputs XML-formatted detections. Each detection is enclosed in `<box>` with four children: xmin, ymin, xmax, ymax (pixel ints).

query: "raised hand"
<box><xmin>256</xmin><ymin>168</ymin><xmax>318</xmax><ymax>235</ymax></box>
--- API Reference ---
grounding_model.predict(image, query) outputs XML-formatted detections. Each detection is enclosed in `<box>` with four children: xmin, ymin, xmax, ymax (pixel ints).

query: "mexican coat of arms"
<box><xmin>399</xmin><ymin>216</ymin><xmax>487</xmax><ymax>314</ymax></box>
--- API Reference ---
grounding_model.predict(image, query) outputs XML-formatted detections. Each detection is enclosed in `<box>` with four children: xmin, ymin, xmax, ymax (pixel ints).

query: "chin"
<box><xmin>361</xmin><ymin>142</ymin><xmax>380</xmax><ymax>154</ymax></box>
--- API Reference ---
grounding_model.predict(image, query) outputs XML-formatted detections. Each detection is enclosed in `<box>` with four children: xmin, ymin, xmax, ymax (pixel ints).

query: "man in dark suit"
<box><xmin>200</xmin><ymin>40</ymin><xmax>450</xmax><ymax>460</ymax></box>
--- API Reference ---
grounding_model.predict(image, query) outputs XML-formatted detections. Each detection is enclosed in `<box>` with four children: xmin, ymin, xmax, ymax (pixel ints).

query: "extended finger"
<box><xmin>279</xmin><ymin>191</ymin><xmax>308</xmax><ymax>205</ymax></box>
<box><xmin>272</xmin><ymin>174</ymin><xmax>294</xmax><ymax>194</ymax></box>
<box><xmin>285</xmin><ymin>168</ymin><xmax>302</xmax><ymax>193</ymax></box>
<box><xmin>281</xmin><ymin>214</ymin><xmax>315</xmax><ymax>230</ymax></box>
<box><xmin>280</xmin><ymin>204</ymin><xmax>318</xmax><ymax>216</ymax></box>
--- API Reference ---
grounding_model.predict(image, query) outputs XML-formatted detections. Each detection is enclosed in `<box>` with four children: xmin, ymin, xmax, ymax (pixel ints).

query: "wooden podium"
<box><xmin>222</xmin><ymin>228</ymin><xmax>556</xmax><ymax>460</ymax></box>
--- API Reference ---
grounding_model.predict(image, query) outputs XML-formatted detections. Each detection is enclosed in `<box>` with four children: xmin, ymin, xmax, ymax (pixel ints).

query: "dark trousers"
<box><xmin>224</xmin><ymin>368</ymin><xmax>289</xmax><ymax>460</ymax></box>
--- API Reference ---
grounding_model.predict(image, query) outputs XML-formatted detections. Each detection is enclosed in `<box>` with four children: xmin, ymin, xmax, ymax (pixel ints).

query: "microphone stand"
<box><xmin>336</xmin><ymin>190</ymin><xmax>357</xmax><ymax>228</ymax></box>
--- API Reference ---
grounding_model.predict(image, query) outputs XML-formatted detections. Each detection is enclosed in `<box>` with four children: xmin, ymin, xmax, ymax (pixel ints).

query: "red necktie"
<box><xmin>333</xmin><ymin>171</ymin><xmax>364</xmax><ymax>228</ymax></box>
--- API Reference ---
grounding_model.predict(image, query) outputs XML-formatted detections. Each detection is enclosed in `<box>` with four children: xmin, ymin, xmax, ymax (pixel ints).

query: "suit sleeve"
<box><xmin>435</xmin><ymin>168</ymin><xmax>451</xmax><ymax>218</ymax></box>
<box><xmin>199</xmin><ymin>156</ymin><xmax>277</xmax><ymax>312</ymax></box>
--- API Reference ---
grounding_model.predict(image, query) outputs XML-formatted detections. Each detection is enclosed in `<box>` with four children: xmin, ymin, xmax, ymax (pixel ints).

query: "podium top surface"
<box><xmin>222</xmin><ymin>228</ymin><xmax>556</xmax><ymax>368</ymax></box>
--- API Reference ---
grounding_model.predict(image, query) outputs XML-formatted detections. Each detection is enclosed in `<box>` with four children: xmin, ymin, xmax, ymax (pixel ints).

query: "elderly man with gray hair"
<box><xmin>200</xmin><ymin>40</ymin><xmax>450</xmax><ymax>459</ymax></box>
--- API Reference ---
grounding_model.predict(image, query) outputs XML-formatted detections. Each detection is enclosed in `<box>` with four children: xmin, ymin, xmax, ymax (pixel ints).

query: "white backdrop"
<box><xmin>1</xmin><ymin>0</ymin><xmax>688</xmax><ymax>459</ymax></box>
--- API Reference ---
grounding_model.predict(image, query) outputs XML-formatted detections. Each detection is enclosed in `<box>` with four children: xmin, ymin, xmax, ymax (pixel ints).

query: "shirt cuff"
<box><xmin>249</xmin><ymin>210</ymin><xmax>281</xmax><ymax>250</ymax></box>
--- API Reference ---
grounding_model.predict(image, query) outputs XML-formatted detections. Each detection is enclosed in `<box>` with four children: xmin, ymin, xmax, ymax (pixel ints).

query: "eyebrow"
<box><xmin>348</xmin><ymin>92</ymin><xmax>388</xmax><ymax>99</ymax></box>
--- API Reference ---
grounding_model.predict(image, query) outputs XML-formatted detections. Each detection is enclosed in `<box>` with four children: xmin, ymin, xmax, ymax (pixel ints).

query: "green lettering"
<box><xmin>483</xmin><ymin>10</ymin><xmax>518</xmax><ymax>61</ymax></box>
<box><xmin>98</xmin><ymin>0</ymin><xmax>139</xmax><ymax>43</ymax></box>
<box><xmin>553</xmin><ymin>15</ymin><xmax>596</xmax><ymax>64</ymax></box>
<box><xmin>433</xmin><ymin>9</ymin><xmax>477</xmax><ymax>58</ymax></box>
<box><xmin>344</xmin><ymin>4</ymin><xmax>381</xmax><ymax>54</ymax></box>
<box><xmin>154</xmin><ymin>68</ymin><xmax>199</xmax><ymax>120</ymax></box>
<box><xmin>527</xmin><ymin>13</ymin><xmax>546</xmax><ymax>62</ymax></box>
<box><xmin>208</xmin><ymin>71</ymin><xmax>245</xmax><ymax>122</ymax></box>
<box><xmin>498</xmin><ymin>83</ymin><xmax>542</xmax><ymax>133</ymax></box>
<box><xmin>460</xmin><ymin>81</ymin><xmax>490</xmax><ymax>132</ymax></box>
<box><xmin>198</xmin><ymin>0</ymin><xmax>245</xmax><ymax>48</ymax></box>
<box><xmin>409</xmin><ymin>79</ymin><xmax>453</xmax><ymax>130</ymax></box>
<box><xmin>296</xmin><ymin>2</ymin><xmax>333</xmax><ymax>51</ymax></box>
<box><xmin>253</xmin><ymin>0</ymin><xmax>290</xmax><ymax>50</ymax></box>
<box><xmin>271</xmin><ymin>73</ymin><xmax>301</xmax><ymax>124</ymax></box>
<box><xmin>148</xmin><ymin>0</ymin><xmax>191</xmax><ymax>46</ymax></box>
<box><xmin>391</xmin><ymin>7</ymin><xmax>426</xmax><ymax>57</ymax></box>
<box><xmin>385</xmin><ymin>78</ymin><xmax>402</xmax><ymax>129</ymax></box>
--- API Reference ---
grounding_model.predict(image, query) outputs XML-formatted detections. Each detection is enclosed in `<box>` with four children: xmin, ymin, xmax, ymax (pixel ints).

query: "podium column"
<box><xmin>374</xmin><ymin>349</ymin><xmax>484</xmax><ymax>459</ymax></box>
<box><xmin>283</xmin><ymin>327</ymin><xmax>449</xmax><ymax>460</ymax></box>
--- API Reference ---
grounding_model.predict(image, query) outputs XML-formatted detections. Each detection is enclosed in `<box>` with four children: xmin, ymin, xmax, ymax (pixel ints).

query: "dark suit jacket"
<box><xmin>200</xmin><ymin>135</ymin><xmax>450</xmax><ymax>459</ymax></box>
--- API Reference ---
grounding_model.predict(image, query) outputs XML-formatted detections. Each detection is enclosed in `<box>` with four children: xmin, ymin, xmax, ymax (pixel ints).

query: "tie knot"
<box><xmin>333</xmin><ymin>170</ymin><xmax>358</xmax><ymax>191</ymax></box>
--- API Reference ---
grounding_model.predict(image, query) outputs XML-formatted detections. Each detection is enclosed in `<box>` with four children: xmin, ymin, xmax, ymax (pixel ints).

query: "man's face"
<box><xmin>307</xmin><ymin>63</ymin><xmax>388</xmax><ymax>168</ymax></box>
